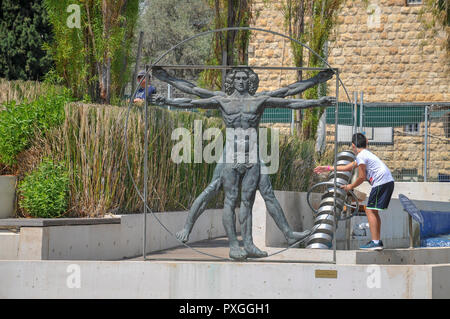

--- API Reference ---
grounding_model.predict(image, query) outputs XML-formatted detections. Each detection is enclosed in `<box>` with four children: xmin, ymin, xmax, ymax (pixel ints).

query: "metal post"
<box><xmin>424</xmin><ymin>105</ymin><xmax>428</xmax><ymax>182</ymax></box>
<box><xmin>167</xmin><ymin>84</ymin><xmax>172</xmax><ymax>111</ymax></box>
<box><xmin>291</xmin><ymin>108</ymin><xmax>295</xmax><ymax>135</ymax></box>
<box><xmin>131</xmin><ymin>31</ymin><xmax>144</xmax><ymax>102</ymax></box>
<box><xmin>349</xmin><ymin>91</ymin><xmax>356</xmax><ymax>250</ymax></box>
<box><xmin>359</xmin><ymin>91</ymin><xmax>364</xmax><ymax>134</ymax></box>
<box><xmin>333</xmin><ymin>69</ymin><xmax>339</xmax><ymax>263</ymax></box>
<box><xmin>353</xmin><ymin>91</ymin><xmax>358</xmax><ymax>135</ymax></box>
<box><xmin>408</xmin><ymin>215</ymin><xmax>414</xmax><ymax>248</ymax></box>
<box><xmin>345</xmin><ymin>218</ymin><xmax>351</xmax><ymax>250</ymax></box>
<box><xmin>221</xmin><ymin>50</ymin><xmax>227</xmax><ymax>92</ymax></box>
<box><xmin>143</xmin><ymin>65</ymin><xmax>149</xmax><ymax>260</ymax></box>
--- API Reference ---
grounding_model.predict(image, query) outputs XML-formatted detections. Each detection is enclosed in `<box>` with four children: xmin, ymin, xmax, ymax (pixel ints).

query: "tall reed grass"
<box><xmin>18</xmin><ymin>103</ymin><xmax>224</xmax><ymax>216</ymax></box>
<box><xmin>0</xmin><ymin>78</ymin><xmax>63</xmax><ymax>105</ymax></box>
<box><xmin>17</xmin><ymin>102</ymin><xmax>319</xmax><ymax>217</ymax></box>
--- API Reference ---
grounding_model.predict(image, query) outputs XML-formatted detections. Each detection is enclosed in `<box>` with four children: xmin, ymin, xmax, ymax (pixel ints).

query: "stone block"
<box><xmin>17</xmin><ymin>227</ymin><xmax>48</xmax><ymax>260</ymax></box>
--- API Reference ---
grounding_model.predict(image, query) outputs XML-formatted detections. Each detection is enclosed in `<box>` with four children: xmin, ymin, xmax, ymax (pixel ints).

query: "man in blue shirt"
<box><xmin>134</xmin><ymin>70</ymin><xmax>157</xmax><ymax>104</ymax></box>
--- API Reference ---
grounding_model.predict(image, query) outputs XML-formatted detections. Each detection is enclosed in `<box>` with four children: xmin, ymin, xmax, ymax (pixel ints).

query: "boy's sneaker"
<box><xmin>360</xmin><ymin>240</ymin><xmax>384</xmax><ymax>251</ymax></box>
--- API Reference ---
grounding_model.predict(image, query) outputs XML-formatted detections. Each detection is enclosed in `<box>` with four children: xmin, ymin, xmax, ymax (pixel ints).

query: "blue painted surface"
<box><xmin>399</xmin><ymin>194</ymin><xmax>450</xmax><ymax>247</ymax></box>
<box><xmin>419</xmin><ymin>210</ymin><xmax>450</xmax><ymax>239</ymax></box>
<box><xmin>421</xmin><ymin>234</ymin><xmax>450</xmax><ymax>247</ymax></box>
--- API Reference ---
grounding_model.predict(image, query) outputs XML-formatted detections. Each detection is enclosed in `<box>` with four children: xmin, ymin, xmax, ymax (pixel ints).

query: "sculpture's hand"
<box><xmin>319</xmin><ymin>96</ymin><xmax>336</xmax><ymax>106</ymax></box>
<box><xmin>152</xmin><ymin>66</ymin><xmax>170</xmax><ymax>80</ymax></box>
<box><xmin>315</xmin><ymin>69</ymin><xmax>335</xmax><ymax>83</ymax></box>
<box><xmin>154</xmin><ymin>95</ymin><xmax>166</xmax><ymax>105</ymax></box>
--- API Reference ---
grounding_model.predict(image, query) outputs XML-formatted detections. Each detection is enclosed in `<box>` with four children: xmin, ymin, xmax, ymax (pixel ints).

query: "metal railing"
<box><xmin>323</xmin><ymin>95</ymin><xmax>450</xmax><ymax>182</ymax></box>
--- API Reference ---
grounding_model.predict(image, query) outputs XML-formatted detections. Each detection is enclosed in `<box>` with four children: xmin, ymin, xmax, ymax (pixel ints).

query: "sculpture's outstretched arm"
<box><xmin>152</xmin><ymin>66</ymin><xmax>225</xmax><ymax>98</ymax></box>
<box><xmin>257</xmin><ymin>69</ymin><xmax>334</xmax><ymax>98</ymax></box>
<box><xmin>264</xmin><ymin>96</ymin><xmax>336</xmax><ymax>109</ymax></box>
<box><xmin>155</xmin><ymin>95</ymin><xmax>219</xmax><ymax>109</ymax></box>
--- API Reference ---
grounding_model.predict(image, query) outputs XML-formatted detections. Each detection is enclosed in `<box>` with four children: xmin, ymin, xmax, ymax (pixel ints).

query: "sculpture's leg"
<box><xmin>259</xmin><ymin>162</ymin><xmax>311</xmax><ymax>245</ymax></box>
<box><xmin>240</xmin><ymin>163</ymin><xmax>267</xmax><ymax>258</ymax></box>
<box><xmin>222</xmin><ymin>165</ymin><xmax>247</xmax><ymax>260</ymax></box>
<box><xmin>175</xmin><ymin>162</ymin><xmax>224</xmax><ymax>243</ymax></box>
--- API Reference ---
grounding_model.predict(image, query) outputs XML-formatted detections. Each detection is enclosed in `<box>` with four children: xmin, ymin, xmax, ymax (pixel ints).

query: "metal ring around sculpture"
<box><xmin>337</xmin><ymin>151</ymin><xmax>357</xmax><ymax>163</ymax></box>
<box><xmin>130</xmin><ymin>26</ymin><xmax>353</xmax><ymax>104</ymax></box>
<box><xmin>306</xmin><ymin>243</ymin><xmax>330</xmax><ymax>249</ymax></box>
<box><xmin>338</xmin><ymin>190</ymin><xmax>360</xmax><ymax>221</ymax></box>
<box><xmin>306</xmin><ymin>181</ymin><xmax>359</xmax><ymax>220</ymax></box>
<box><xmin>124</xmin><ymin>26</ymin><xmax>353</xmax><ymax>261</ymax></box>
<box><xmin>335</xmin><ymin>159</ymin><xmax>353</xmax><ymax>167</ymax></box>
<box><xmin>327</xmin><ymin>170</ymin><xmax>352</xmax><ymax>181</ymax></box>
<box><xmin>319</xmin><ymin>196</ymin><xmax>345</xmax><ymax>207</ymax></box>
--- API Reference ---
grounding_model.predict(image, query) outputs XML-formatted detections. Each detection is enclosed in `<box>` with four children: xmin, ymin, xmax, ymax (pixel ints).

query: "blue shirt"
<box><xmin>135</xmin><ymin>86</ymin><xmax>156</xmax><ymax>101</ymax></box>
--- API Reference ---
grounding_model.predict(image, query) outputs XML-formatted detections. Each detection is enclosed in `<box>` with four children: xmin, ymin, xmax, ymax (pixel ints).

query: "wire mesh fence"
<box><xmin>323</xmin><ymin>99</ymin><xmax>450</xmax><ymax>182</ymax></box>
<box><xmin>153</xmin><ymin>77</ymin><xmax>449</xmax><ymax>183</ymax></box>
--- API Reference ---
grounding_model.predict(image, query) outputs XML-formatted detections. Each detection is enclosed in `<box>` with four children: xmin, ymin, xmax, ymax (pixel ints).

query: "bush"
<box><xmin>16</xmin><ymin>102</ymin><xmax>320</xmax><ymax>217</ymax></box>
<box><xmin>0</xmin><ymin>88</ymin><xmax>72</xmax><ymax>166</ymax></box>
<box><xmin>18</xmin><ymin>159</ymin><xmax>69</xmax><ymax>218</ymax></box>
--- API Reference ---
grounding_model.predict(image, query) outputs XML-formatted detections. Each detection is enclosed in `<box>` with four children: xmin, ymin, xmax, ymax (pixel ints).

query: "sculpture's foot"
<box><xmin>229</xmin><ymin>246</ymin><xmax>248</xmax><ymax>261</ymax></box>
<box><xmin>176</xmin><ymin>228</ymin><xmax>190</xmax><ymax>243</ymax></box>
<box><xmin>244</xmin><ymin>244</ymin><xmax>268</xmax><ymax>258</ymax></box>
<box><xmin>286</xmin><ymin>230</ymin><xmax>311</xmax><ymax>246</ymax></box>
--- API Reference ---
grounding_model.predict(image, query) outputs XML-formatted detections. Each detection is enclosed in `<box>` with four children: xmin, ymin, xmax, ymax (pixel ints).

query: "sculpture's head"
<box><xmin>224</xmin><ymin>68</ymin><xmax>259</xmax><ymax>95</ymax></box>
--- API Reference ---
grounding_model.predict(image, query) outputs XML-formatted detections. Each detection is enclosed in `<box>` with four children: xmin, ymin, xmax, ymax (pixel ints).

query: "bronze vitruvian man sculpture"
<box><xmin>154</xmin><ymin>66</ymin><xmax>335</xmax><ymax>260</ymax></box>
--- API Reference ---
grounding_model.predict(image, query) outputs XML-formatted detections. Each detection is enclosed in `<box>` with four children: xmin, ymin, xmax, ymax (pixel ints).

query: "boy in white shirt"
<box><xmin>314</xmin><ymin>133</ymin><xmax>395</xmax><ymax>251</ymax></box>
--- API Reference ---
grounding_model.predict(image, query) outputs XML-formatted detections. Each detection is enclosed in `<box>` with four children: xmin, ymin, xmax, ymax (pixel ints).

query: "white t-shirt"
<box><xmin>356</xmin><ymin>149</ymin><xmax>394</xmax><ymax>187</ymax></box>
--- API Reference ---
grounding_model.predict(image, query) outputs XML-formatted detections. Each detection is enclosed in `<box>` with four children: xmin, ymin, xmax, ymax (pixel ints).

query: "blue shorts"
<box><xmin>367</xmin><ymin>181</ymin><xmax>394</xmax><ymax>210</ymax></box>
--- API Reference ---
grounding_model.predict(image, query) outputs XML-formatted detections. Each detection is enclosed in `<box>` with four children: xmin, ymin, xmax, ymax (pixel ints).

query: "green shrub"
<box><xmin>17</xmin><ymin>102</ymin><xmax>319</xmax><ymax>217</ymax></box>
<box><xmin>0</xmin><ymin>100</ymin><xmax>35</xmax><ymax>166</ymax></box>
<box><xmin>18</xmin><ymin>159</ymin><xmax>69</xmax><ymax>218</ymax></box>
<box><xmin>0</xmin><ymin>88</ymin><xmax>72</xmax><ymax>166</ymax></box>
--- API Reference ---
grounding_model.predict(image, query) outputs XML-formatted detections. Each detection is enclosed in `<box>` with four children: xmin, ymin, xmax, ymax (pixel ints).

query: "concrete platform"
<box><xmin>143</xmin><ymin>236</ymin><xmax>450</xmax><ymax>265</ymax></box>
<box><xmin>0</xmin><ymin>217</ymin><xmax>121</xmax><ymax>228</ymax></box>
<box><xmin>2</xmin><ymin>235</ymin><xmax>449</xmax><ymax>298</ymax></box>
<box><xmin>0</xmin><ymin>258</ymin><xmax>448</xmax><ymax>298</ymax></box>
<box><xmin>0</xmin><ymin>183</ymin><xmax>448</xmax><ymax>298</ymax></box>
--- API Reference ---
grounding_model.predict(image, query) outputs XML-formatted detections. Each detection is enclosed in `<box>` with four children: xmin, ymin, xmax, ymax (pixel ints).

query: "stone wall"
<box><xmin>327</xmin><ymin>0</ymin><xmax>449</xmax><ymax>102</ymax></box>
<box><xmin>249</xmin><ymin>1</ymin><xmax>298</xmax><ymax>91</ymax></box>
<box><xmin>249</xmin><ymin>0</ymin><xmax>450</xmax><ymax>103</ymax></box>
<box><xmin>325</xmin><ymin>120</ymin><xmax>449</xmax><ymax>180</ymax></box>
<box><xmin>249</xmin><ymin>0</ymin><xmax>449</xmax><ymax>180</ymax></box>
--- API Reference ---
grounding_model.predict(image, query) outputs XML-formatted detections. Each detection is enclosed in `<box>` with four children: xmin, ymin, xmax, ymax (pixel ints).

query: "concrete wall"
<box><xmin>0</xmin><ymin>260</ymin><xmax>448</xmax><ymax>298</ymax></box>
<box><xmin>1</xmin><ymin>183</ymin><xmax>448</xmax><ymax>261</ymax></box>
<box><xmin>0</xmin><ymin>209</ymin><xmax>231</xmax><ymax>261</ymax></box>
<box><xmin>252</xmin><ymin>182</ymin><xmax>450</xmax><ymax>250</ymax></box>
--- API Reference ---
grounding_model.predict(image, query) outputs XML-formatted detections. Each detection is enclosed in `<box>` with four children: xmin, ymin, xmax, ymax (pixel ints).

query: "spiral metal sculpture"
<box><xmin>306</xmin><ymin>151</ymin><xmax>359</xmax><ymax>249</ymax></box>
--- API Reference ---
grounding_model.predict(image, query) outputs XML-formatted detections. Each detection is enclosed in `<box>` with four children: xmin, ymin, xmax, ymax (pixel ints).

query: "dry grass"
<box><xmin>17</xmin><ymin>103</ymin><xmax>223</xmax><ymax>217</ymax></box>
<box><xmin>0</xmin><ymin>78</ymin><xmax>62</xmax><ymax>106</ymax></box>
<box><xmin>16</xmin><ymin>102</ymin><xmax>319</xmax><ymax>217</ymax></box>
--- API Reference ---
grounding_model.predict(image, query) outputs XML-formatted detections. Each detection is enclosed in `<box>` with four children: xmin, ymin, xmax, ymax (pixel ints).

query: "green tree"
<box><xmin>137</xmin><ymin>0</ymin><xmax>214</xmax><ymax>77</ymax></box>
<box><xmin>419</xmin><ymin>0</ymin><xmax>449</xmax><ymax>55</ymax></box>
<box><xmin>280</xmin><ymin>0</ymin><xmax>343</xmax><ymax>140</ymax></box>
<box><xmin>0</xmin><ymin>0</ymin><xmax>54</xmax><ymax>80</ymax></box>
<box><xmin>200</xmin><ymin>0</ymin><xmax>257</xmax><ymax>90</ymax></box>
<box><xmin>44</xmin><ymin>0</ymin><xmax>139</xmax><ymax>103</ymax></box>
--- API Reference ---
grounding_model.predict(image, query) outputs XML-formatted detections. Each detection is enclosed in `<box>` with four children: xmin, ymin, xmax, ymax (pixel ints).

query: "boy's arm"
<box><xmin>313</xmin><ymin>161</ymin><xmax>355</xmax><ymax>174</ymax></box>
<box><xmin>342</xmin><ymin>164</ymin><xmax>366</xmax><ymax>191</ymax></box>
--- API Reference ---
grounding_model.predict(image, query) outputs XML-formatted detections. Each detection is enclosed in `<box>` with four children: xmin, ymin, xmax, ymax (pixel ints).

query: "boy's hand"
<box><xmin>340</xmin><ymin>184</ymin><xmax>353</xmax><ymax>191</ymax></box>
<box><xmin>313</xmin><ymin>166</ymin><xmax>331</xmax><ymax>174</ymax></box>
